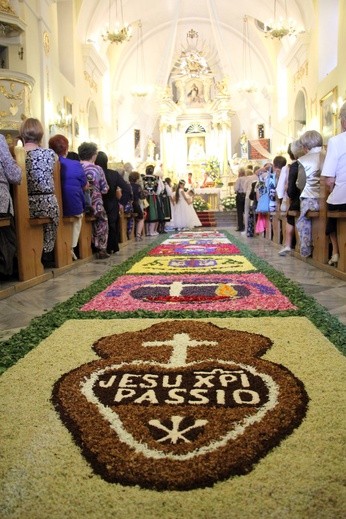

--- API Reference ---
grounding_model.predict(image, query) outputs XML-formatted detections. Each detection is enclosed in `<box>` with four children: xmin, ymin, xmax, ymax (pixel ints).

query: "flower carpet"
<box><xmin>149</xmin><ymin>243</ymin><xmax>240</xmax><ymax>256</ymax></box>
<box><xmin>81</xmin><ymin>273</ymin><xmax>295</xmax><ymax>313</ymax></box>
<box><xmin>1</xmin><ymin>229</ymin><xmax>345</xmax><ymax>518</ymax></box>
<box><xmin>81</xmin><ymin>230</ymin><xmax>294</xmax><ymax>315</ymax></box>
<box><xmin>126</xmin><ymin>255</ymin><xmax>256</xmax><ymax>274</ymax></box>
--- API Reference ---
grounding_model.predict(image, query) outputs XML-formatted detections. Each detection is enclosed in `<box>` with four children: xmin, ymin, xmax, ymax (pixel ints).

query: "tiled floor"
<box><xmin>0</xmin><ymin>227</ymin><xmax>345</xmax><ymax>344</ymax></box>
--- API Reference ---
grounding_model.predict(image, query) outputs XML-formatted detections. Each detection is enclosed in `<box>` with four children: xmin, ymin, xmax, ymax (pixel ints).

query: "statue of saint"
<box><xmin>188</xmin><ymin>139</ymin><xmax>205</xmax><ymax>161</ymax></box>
<box><xmin>216</xmin><ymin>77</ymin><xmax>230</xmax><ymax>95</ymax></box>
<box><xmin>240</xmin><ymin>131</ymin><xmax>248</xmax><ymax>158</ymax></box>
<box><xmin>147</xmin><ymin>138</ymin><xmax>155</xmax><ymax>159</ymax></box>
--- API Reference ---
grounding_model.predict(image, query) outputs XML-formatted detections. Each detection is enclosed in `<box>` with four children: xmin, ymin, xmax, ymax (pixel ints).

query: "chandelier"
<box><xmin>102</xmin><ymin>0</ymin><xmax>132</xmax><ymax>44</ymax></box>
<box><xmin>131</xmin><ymin>21</ymin><xmax>152</xmax><ymax>97</ymax></box>
<box><xmin>235</xmin><ymin>16</ymin><xmax>260</xmax><ymax>94</ymax></box>
<box><xmin>49</xmin><ymin>105</ymin><xmax>72</xmax><ymax>132</ymax></box>
<box><xmin>178</xmin><ymin>29</ymin><xmax>211</xmax><ymax>78</ymax></box>
<box><xmin>264</xmin><ymin>0</ymin><xmax>304</xmax><ymax>39</ymax></box>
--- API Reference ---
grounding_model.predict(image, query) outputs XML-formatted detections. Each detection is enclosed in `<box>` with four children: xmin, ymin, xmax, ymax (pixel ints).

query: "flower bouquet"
<box><xmin>193</xmin><ymin>196</ymin><xmax>210</xmax><ymax>211</ymax></box>
<box><xmin>220</xmin><ymin>194</ymin><xmax>236</xmax><ymax>211</ymax></box>
<box><xmin>205</xmin><ymin>157</ymin><xmax>222</xmax><ymax>184</ymax></box>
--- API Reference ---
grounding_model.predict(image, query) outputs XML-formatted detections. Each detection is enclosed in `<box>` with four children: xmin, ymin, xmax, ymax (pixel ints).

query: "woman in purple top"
<box><xmin>78</xmin><ymin>142</ymin><xmax>110</xmax><ymax>259</ymax></box>
<box><xmin>0</xmin><ymin>134</ymin><xmax>22</xmax><ymax>276</ymax></box>
<box><xmin>49</xmin><ymin>134</ymin><xmax>88</xmax><ymax>260</ymax></box>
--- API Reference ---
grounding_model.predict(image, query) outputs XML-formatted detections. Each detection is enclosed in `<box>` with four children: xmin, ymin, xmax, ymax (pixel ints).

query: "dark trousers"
<box><xmin>236</xmin><ymin>192</ymin><xmax>246</xmax><ymax>230</ymax></box>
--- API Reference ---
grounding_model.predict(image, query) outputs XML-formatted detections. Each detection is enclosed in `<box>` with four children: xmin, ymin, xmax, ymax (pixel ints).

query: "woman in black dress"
<box><xmin>95</xmin><ymin>151</ymin><xmax>131</xmax><ymax>254</ymax></box>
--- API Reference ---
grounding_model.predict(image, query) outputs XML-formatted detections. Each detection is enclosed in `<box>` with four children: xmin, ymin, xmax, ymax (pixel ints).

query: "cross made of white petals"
<box><xmin>142</xmin><ymin>333</ymin><xmax>218</xmax><ymax>366</ymax></box>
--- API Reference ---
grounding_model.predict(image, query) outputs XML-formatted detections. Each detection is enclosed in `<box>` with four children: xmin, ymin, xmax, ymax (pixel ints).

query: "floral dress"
<box><xmin>26</xmin><ymin>147</ymin><xmax>60</xmax><ymax>253</ymax></box>
<box><xmin>0</xmin><ymin>135</ymin><xmax>22</xmax><ymax>275</ymax></box>
<box><xmin>82</xmin><ymin>163</ymin><xmax>109</xmax><ymax>252</ymax></box>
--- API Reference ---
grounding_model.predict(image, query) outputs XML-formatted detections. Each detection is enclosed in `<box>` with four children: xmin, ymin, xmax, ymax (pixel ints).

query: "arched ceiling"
<box><xmin>78</xmin><ymin>0</ymin><xmax>314</xmax><ymax>93</ymax></box>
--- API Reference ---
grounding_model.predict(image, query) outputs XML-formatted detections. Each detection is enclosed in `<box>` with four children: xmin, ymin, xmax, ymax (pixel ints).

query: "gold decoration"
<box><xmin>43</xmin><ymin>31</ymin><xmax>50</xmax><ymax>55</ymax></box>
<box><xmin>84</xmin><ymin>71</ymin><xmax>97</xmax><ymax>93</ymax></box>
<box><xmin>294</xmin><ymin>61</ymin><xmax>308</xmax><ymax>89</ymax></box>
<box><xmin>0</xmin><ymin>0</ymin><xmax>16</xmax><ymax>15</ymax></box>
<box><xmin>0</xmin><ymin>83</ymin><xmax>24</xmax><ymax>101</ymax></box>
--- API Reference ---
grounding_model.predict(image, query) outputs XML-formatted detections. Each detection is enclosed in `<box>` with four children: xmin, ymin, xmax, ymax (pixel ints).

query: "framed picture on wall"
<box><xmin>64</xmin><ymin>97</ymin><xmax>73</xmax><ymax>144</ymax></box>
<box><xmin>320</xmin><ymin>87</ymin><xmax>337</xmax><ymax>144</ymax></box>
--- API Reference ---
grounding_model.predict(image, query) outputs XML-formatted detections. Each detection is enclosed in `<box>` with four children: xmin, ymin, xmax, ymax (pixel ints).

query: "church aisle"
<box><xmin>1</xmin><ymin>227</ymin><xmax>345</xmax><ymax>345</ymax></box>
<box><xmin>0</xmin><ymin>226</ymin><xmax>345</xmax><ymax>517</ymax></box>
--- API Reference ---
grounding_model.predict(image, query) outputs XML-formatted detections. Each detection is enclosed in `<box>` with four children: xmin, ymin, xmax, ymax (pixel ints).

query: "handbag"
<box><xmin>84</xmin><ymin>189</ymin><xmax>93</xmax><ymax>215</ymax></box>
<box><xmin>256</xmin><ymin>191</ymin><xmax>270</xmax><ymax>213</ymax></box>
<box><xmin>256</xmin><ymin>172</ymin><xmax>276</xmax><ymax>214</ymax></box>
<box><xmin>124</xmin><ymin>200</ymin><xmax>133</xmax><ymax>214</ymax></box>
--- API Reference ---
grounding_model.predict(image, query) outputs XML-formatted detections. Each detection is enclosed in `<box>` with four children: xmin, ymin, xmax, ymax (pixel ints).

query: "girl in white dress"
<box><xmin>173</xmin><ymin>180</ymin><xmax>202</xmax><ymax>230</ymax></box>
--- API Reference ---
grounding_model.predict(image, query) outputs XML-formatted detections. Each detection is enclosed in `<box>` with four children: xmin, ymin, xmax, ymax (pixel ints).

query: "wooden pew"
<box><xmin>78</xmin><ymin>214</ymin><xmax>95</xmax><ymax>259</ymax></box>
<box><xmin>268</xmin><ymin>176</ymin><xmax>346</xmax><ymax>277</ymax></box>
<box><xmin>0</xmin><ymin>217</ymin><xmax>11</xmax><ymax>227</ymax></box>
<box><xmin>119</xmin><ymin>210</ymin><xmax>137</xmax><ymax>245</ymax></box>
<box><xmin>271</xmin><ymin>211</ymin><xmax>286</xmax><ymax>245</ymax></box>
<box><xmin>12</xmin><ymin>147</ymin><xmax>84</xmax><ymax>281</ymax></box>
<box><xmin>13</xmin><ymin>147</ymin><xmax>50</xmax><ymax>281</ymax></box>
<box><xmin>327</xmin><ymin>211</ymin><xmax>346</xmax><ymax>273</ymax></box>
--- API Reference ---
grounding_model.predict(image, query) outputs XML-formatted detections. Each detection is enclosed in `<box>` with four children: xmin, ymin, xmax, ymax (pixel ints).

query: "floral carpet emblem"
<box><xmin>127</xmin><ymin>256</ymin><xmax>256</xmax><ymax>274</ymax></box>
<box><xmin>81</xmin><ymin>274</ymin><xmax>296</xmax><ymax>313</ymax></box>
<box><xmin>149</xmin><ymin>243</ymin><xmax>240</xmax><ymax>256</ymax></box>
<box><xmin>164</xmin><ymin>238</ymin><xmax>231</xmax><ymax>244</ymax></box>
<box><xmin>52</xmin><ymin>321</ymin><xmax>308</xmax><ymax>490</ymax></box>
<box><xmin>169</xmin><ymin>231</ymin><xmax>225</xmax><ymax>239</ymax></box>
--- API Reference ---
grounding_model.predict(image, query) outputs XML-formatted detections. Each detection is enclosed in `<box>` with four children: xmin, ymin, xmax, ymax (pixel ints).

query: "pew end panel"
<box><xmin>78</xmin><ymin>215</ymin><xmax>95</xmax><ymax>258</ymax></box>
<box><xmin>13</xmin><ymin>147</ymin><xmax>47</xmax><ymax>280</ymax></box>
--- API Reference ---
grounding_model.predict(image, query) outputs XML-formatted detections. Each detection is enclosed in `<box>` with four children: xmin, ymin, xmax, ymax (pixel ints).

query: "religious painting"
<box><xmin>186</xmin><ymin>79</ymin><xmax>204</xmax><ymax>106</ymax></box>
<box><xmin>320</xmin><ymin>88</ymin><xmax>337</xmax><ymax>144</ymax></box>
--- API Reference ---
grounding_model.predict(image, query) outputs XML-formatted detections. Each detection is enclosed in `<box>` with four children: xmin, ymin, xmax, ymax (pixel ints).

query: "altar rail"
<box><xmin>0</xmin><ymin>148</ymin><xmax>137</xmax><ymax>299</ymax></box>
<box><xmin>262</xmin><ymin>177</ymin><xmax>346</xmax><ymax>280</ymax></box>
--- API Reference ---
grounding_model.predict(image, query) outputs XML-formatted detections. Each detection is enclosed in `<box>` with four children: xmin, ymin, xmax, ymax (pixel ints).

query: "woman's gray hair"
<box><xmin>290</xmin><ymin>139</ymin><xmax>305</xmax><ymax>159</ymax></box>
<box><xmin>299</xmin><ymin>130</ymin><xmax>323</xmax><ymax>150</ymax></box>
<box><xmin>77</xmin><ymin>142</ymin><xmax>98</xmax><ymax>161</ymax></box>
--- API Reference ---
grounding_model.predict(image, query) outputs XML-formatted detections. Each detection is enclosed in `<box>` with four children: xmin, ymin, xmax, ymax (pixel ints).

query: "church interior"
<box><xmin>1</xmin><ymin>0</ymin><xmax>344</xmax><ymax>188</ymax></box>
<box><xmin>0</xmin><ymin>2</ymin><xmax>346</xmax><ymax>517</ymax></box>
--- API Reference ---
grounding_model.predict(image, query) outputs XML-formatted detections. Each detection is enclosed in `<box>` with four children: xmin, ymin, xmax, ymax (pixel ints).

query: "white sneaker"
<box><xmin>279</xmin><ymin>246</ymin><xmax>292</xmax><ymax>256</ymax></box>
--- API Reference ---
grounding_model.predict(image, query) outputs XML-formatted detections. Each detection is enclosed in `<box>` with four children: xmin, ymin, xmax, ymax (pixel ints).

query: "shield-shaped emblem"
<box><xmin>52</xmin><ymin>320</ymin><xmax>308</xmax><ymax>490</ymax></box>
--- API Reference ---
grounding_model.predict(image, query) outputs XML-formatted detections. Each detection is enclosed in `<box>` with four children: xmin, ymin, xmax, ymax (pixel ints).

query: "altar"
<box><xmin>194</xmin><ymin>187</ymin><xmax>222</xmax><ymax>210</ymax></box>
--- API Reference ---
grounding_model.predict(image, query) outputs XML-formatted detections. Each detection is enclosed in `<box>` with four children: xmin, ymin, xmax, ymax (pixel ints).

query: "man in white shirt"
<box><xmin>321</xmin><ymin>102</ymin><xmax>346</xmax><ymax>265</ymax></box>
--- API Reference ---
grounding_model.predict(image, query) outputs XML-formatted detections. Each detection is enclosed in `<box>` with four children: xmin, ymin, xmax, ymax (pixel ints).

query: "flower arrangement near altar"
<box><xmin>205</xmin><ymin>157</ymin><xmax>221</xmax><ymax>183</ymax></box>
<box><xmin>192</xmin><ymin>196</ymin><xmax>210</xmax><ymax>211</ymax></box>
<box><xmin>221</xmin><ymin>194</ymin><xmax>236</xmax><ymax>211</ymax></box>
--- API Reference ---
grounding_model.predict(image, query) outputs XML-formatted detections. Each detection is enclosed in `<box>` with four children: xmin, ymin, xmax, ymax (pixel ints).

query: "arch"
<box><xmin>186</xmin><ymin>123</ymin><xmax>206</xmax><ymax>134</ymax></box>
<box><xmin>87</xmin><ymin>100</ymin><xmax>100</xmax><ymax>143</ymax></box>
